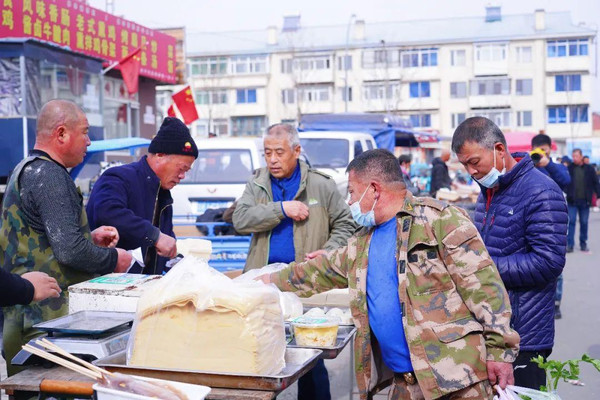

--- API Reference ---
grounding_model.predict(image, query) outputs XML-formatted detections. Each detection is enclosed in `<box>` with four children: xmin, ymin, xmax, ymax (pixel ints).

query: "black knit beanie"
<box><xmin>148</xmin><ymin>117</ymin><xmax>198</xmax><ymax>158</ymax></box>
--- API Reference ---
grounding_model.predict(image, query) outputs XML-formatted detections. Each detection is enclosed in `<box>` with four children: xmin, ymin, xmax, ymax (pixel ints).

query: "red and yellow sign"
<box><xmin>0</xmin><ymin>0</ymin><xmax>176</xmax><ymax>83</ymax></box>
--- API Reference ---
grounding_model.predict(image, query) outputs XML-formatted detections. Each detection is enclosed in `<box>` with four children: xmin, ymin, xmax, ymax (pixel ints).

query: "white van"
<box><xmin>298</xmin><ymin>131</ymin><xmax>377</xmax><ymax>195</ymax></box>
<box><xmin>171</xmin><ymin>137</ymin><xmax>265</xmax><ymax>220</ymax></box>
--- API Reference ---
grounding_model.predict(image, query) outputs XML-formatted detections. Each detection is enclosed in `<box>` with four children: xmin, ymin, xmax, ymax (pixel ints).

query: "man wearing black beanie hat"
<box><xmin>87</xmin><ymin>117</ymin><xmax>198</xmax><ymax>274</ymax></box>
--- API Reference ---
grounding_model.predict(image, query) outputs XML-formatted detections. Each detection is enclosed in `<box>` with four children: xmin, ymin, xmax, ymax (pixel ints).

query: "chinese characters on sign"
<box><xmin>0</xmin><ymin>0</ymin><xmax>176</xmax><ymax>83</ymax></box>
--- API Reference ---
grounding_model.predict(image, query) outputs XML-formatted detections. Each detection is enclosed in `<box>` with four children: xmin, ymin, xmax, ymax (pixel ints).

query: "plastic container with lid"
<box><xmin>291</xmin><ymin>316</ymin><xmax>340</xmax><ymax>347</ymax></box>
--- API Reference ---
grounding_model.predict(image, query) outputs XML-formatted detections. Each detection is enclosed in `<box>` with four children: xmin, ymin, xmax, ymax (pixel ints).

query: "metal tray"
<box><xmin>286</xmin><ymin>325</ymin><xmax>357</xmax><ymax>359</ymax></box>
<box><xmin>33</xmin><ymin>311</ymin><xmax>134</xmax><ymax>335</ymax></box>
<box><xmin>94</xmin><ymin>347</ymin><xmax>322</xmax><ymax>391</ymax></box>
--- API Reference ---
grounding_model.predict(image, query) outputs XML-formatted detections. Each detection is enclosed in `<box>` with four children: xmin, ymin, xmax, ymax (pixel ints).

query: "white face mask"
<box><xmin>348</xmin><ymin>186</ymin><xmax>377</xmax><ymax>227</ymax></box>
<box><xmin>474</xmin><ymin>147</ymin><xmax>506</xmax><ymax>188</ymax></box>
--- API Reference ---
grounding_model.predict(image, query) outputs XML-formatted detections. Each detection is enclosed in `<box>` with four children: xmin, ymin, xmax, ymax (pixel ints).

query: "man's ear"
<box><xmin>495</xmin><ymin>142</ymin><xmax>507</xmax><ymax>157</ymax></box>
<box><xmin>55</xmin><ymin>125</ymin><xmax>67</xmax><ymax>144</ymax></box>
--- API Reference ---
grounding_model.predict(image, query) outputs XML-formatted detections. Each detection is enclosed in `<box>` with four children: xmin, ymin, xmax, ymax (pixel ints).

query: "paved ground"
<box><xmin>2</xmin><ymin>214</ymin><xmax>600</xmax><ymax>399</ymax></box>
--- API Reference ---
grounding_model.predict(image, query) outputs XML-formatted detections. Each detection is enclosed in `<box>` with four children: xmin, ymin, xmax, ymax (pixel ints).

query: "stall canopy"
<box><xmin>298</xmin><ymin>113</ymin><xmax>439</xmax><ymax>152</ymax></box>
<box><xmin>70</xmin><ymin>137</ymin><xmax>151</xmax><ymax>178</ymax></box>
<box><xmin>504</xmin><ymin>131</ymin><xmax>557</xmax><ymax>153</ymax></box>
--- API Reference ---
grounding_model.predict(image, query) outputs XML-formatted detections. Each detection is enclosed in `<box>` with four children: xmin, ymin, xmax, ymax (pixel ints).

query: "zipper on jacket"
<box><xmin>153</xmin><ymin>202</ymin><xmax>172</xmax><ymax>273</ymax></box>
<box><xmin>144</xmin><ymin>185</ymin><xmax>161</xmax><ymax>273</ymax></box>
<box><xmin>482</xmin><ymin>187</ymin><xmax>496</xmax><ymax>241</ymax></box>
<box><xmin>253</xmin><ymin>180</ymin><xmax>274</xmax><ymax>265</ymax></box>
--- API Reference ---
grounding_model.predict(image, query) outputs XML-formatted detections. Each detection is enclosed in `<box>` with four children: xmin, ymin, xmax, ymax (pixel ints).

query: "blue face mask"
<box><xmin>349</xmin><ymin>186</ymin><xmax>377</xmax><ymax>227</ymax></box>
<box><xmin>475</xmin><ymin>147</ymin><xmax>506</xmax><ymax>188</ymax></box>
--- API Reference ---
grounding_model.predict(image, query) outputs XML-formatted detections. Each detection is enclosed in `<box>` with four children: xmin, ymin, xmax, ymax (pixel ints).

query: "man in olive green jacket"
<box><xmin>233</xmin><ymin>123</ymin><xmax>356</xmax><ymax>272</ymax></box>
<box><xmin>233</xmin><ymin>123</ymin><xmax>355</xmax><ymax>400</ymax></box>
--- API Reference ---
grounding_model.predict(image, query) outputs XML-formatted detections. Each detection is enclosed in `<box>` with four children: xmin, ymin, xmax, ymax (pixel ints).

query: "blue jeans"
<box><xmin>567</xmin><ymin>200</ymin><xmax>590</xmax><ymax>248</ymax></box>
<box><xmin>555</xmin><ymin>274</ymin><xmax>563</xmax><ymax>304</ymax></box>
<box><xmin>297</xmin><ymin>359</ymin><xmax>331</xmax><ymax>400</ymax></box>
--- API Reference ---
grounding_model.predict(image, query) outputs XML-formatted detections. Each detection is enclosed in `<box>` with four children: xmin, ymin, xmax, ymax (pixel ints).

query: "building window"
<box><xmin>516</xmin><ymin>79</ymin><xmax>533</xmax><ymax>95</ymax></box>
<box><xmin>212</xmin><ymin>119</ymin><xmax>229</xmax><ymax>136</ymax></box>
<box><xmin>298</xmin><ymin>85</ymin><xmax>330</xmax><ymax>102</ymax></box>
<box><xmin>570</xmin><ymin>105</ymin><xmax>588</xmax><ymax>123</ymax></box>
<box><xmin>546</xmin><ymin>106</ymin><xmax>588</xmax><ymax>124</ymax></box>
<box><xmin>450</xmin><ymin>82</ymin><xmax>467</xmax><ymax>98</ymax></box>
<box><xmin>475</xmin><ymin>43</ymin><xmax>507</xmax><ymax>62</ymax></box>
<box><xmin>362</xmin><ymin>49</ymin><xmax>400</xmax><ymax>68</ymax></box>
<box><xmin>236</xmin><ymin>88</ymin><xmax>257</xmax><ymax>104</ymax></box>
<box><xmin>516</xmin><ymin>46</ymin><xmax>532</xmax><ymax>63</ymax></box>
<box><xmin>281</xmin><ymin>89</ymin><xmax>296</xmax><ymax>104</ymax></box>
<box><xmin>470</xmin><ymin>78</ymin><xmax>510</xmax><ymax>96</ymax></box>
<box><xmin>281</xmin><ymin>59</ymin><xmax>293</xmax><ymax>74</ymax></box>
<box><xmin>517</xmin><ymin>111</ymin><xmax>533</xmax><ymax>126</ymax></box>
<box><xmin>401</xmin><ymin>48</ymin><xmax>438</xmax><ymax>67</ymax></box>
<box><xmin>450</xmin><ymin>49</ymin><xmax>466</xmax><ymax>66</ymax></box>
<box><xmin>451</xmin><ymin>113</ymin><xmax>466</xmax><ymax>128</ymax></box>
<box><xmin>231</xmin><ymin>116</ymin><xmax>267</xmax><ymax>136</ymax></box>
<box><xmin>555</xmin><ymin>74</ymin><xmax>581</xmax><ymax>92</ymax></box>
<box><xmin>294</xmin><ymin>56</ymin><xmax>331</xmax><ymax>71</ymax></box>
<box><xmin>472</xmin><ymin>110</ymin><xmax>511</xmax><ymax>127</ymax></box>
<box><xmin>195</xmin><ymin>89</ymin><xmax>228</xmax><ymax>105</ymax></box>
<box><xmin>363</xmin><ymin>83</ymin><xmax>398</xmax><ymax>100</ymax></box>
<box><xmin>231</xmin><ymin>55</ymin><xmax>267</xmax><ymax>74</ymax></box>
<box><xmin>339</xmin><ymin>86</ymin><xmax>352</xmax><ymax>102</ymax></box>
<box><xmin>409</xmin><ymin>81</ymin><xmax>430</xmax><ymax>98</ymax></box>
<box><xmin>337</xmin><ymin>55</ymin><xmax>352</xmax><ymax>71</ymax></box>
<box><xmin>410</xmin><ymin>114</ymin><xmax>431</xmax><ymax>127</ymax></box>
<box><xmin>547</xmin><ymin>39</ymin><xmax>588</xmax><ymax>57</ymax></box>
<box><xmin>190</xmin><ymin>57</ymin><xmax>228</xmax><ymax>76</ymax></box>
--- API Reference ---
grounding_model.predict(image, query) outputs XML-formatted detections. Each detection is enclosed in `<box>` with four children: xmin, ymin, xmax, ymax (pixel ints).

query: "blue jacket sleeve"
<box><xmin>492</xmin><ymin>189</ymin><xmax>568</xmax><ymax>289</ymax></box>
<box><xmin>544</xmin><ymin>161</ymin><xmax>571</xmax><ymax>191</ymax></box>
<box><xmin>87</xmin><ymin>172</ymin><xmax>160</xmax><ymax>249</ymax></box>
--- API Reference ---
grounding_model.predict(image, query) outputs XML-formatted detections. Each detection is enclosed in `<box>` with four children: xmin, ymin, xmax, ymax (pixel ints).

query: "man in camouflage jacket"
<box><xmin>263</xmin><ymin>150</ymin><xmax>519</xmax><ymax>400</ymax></box>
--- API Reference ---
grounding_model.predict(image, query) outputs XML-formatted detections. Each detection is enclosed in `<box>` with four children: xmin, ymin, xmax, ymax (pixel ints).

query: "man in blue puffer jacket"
<box><xmin>452</xmin><ymin>117</ymin><xmax>568</xmax><ymax>391</ymax></box>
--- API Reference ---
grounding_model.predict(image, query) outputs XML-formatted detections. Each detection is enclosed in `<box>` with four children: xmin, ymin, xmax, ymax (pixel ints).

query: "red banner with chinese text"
<box><xmin>0</xmin><ymin>0</ymin><xmax>176</xmax><ymax>84</ymax></box>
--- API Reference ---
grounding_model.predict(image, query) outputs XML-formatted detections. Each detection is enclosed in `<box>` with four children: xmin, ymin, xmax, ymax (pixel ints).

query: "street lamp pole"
<box><xmin>344</xmin><ymin>14</ymin><xmax>356</xmax><ymax>113</ymax></box>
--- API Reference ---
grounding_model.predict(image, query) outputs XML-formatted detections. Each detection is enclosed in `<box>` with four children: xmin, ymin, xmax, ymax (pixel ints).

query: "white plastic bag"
<box><xmin>126</xmin><ymin>257</ymin><xmax>287</xmax><ymax>375</ymax></box>
<box><xmin>235</xmin><ymin>263</ymin><xmax>304</xmax><ymax>320</ymax></box>
<box><xmin>494</xmin><ymin>385</ymin><xmax>562</xmax><ymax>400</ymax></box>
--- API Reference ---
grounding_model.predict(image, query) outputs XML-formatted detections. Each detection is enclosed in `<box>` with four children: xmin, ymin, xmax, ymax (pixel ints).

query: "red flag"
<box><xmin>167</xmin><ymin>104</ymin><xmax>176</xmax><ymax>117</ymax></box>
<box><xmin>172</xmin><ymin>85</ymin><xmax>199</xmax><ymax>125</ymax></box>
<box><xmin>119</xmin><ymin>47</ymin><xmax>142</xmax><ymax>95</ymax></box>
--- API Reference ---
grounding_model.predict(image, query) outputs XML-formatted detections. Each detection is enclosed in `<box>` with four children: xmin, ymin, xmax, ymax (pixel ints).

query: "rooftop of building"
<box><xmin>187</xmin><ymin>10</ymin><xmax>596</xmax><ymax>57</ymax></box>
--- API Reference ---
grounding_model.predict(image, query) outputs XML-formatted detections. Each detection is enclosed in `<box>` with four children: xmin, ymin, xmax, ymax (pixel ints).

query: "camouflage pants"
<box><xmin>387</xmin><ymin>377</ymin><xmax>493</xmax><ymax>400</ymax></box>
<box><xmin>2</xmin><ymin>301</ymin><xmax>67</xmax><ymax>377</ymax></box>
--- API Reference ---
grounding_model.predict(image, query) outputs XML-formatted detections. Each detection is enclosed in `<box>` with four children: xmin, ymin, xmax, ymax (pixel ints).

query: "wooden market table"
<box><xmin>0</xmin><ymin>365</ymin><xmax>276</xmax><ymax>400</ymax></box>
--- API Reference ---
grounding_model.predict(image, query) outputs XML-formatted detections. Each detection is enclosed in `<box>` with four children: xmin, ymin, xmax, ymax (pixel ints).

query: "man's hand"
<box><xmin>156</xmin><ymin>233</ymin><xmax>177</xmax><ymax>258</ymax></box>
<box><xmin>282</xmin><ymin>201</ymin><xmax>309</xmax><ymax>221</ymax></box>
<box><xmin>305</xmin><ymin>249</ymin><xmax>327</xmax><ymax>261</ymax></box>
<box><xmin>538</xmin><ymin>153</ymin><xmax>550</xmax><ymax>167</ymax></box>
<box><xmin>487</xmin><ymin>361</ymin><xmax>514</xmax><ymax>389</ymax></box>
<box><xmin>21</xmin><ymin>272</ymin><xmax>61</xmax><ymax>302</ymax></box>
<box><xmin>92</xmin><ymin>226</ymin><xmax>120</xmax><ymax>248</ymax></box>
<box><xmin>115</xmin><ymin>248</ymin><xmax>133</xmax><ymax>273</ymax></box>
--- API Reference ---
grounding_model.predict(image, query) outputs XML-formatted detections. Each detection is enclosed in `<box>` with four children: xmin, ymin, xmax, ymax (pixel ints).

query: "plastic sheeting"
<box><xmin>127</xmin><ymin>257</ymin><xmax>287</xmax><ymax>375</ymax></box>
<box><xmin>299</xmin><ymin>113</ymin><xmax>439</xmax><ymax>150</ymax></box>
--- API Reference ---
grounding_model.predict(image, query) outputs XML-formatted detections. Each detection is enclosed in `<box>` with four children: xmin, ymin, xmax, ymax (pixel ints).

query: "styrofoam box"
<box><xmin>93</xmin><ymin>375</ymin><xmax>210</xmax><ymax>400</ymax></box>
<box><xmin>68</xmin><ymin>274</ymin><xmax>162</xmax><ymax>314</ymax></box>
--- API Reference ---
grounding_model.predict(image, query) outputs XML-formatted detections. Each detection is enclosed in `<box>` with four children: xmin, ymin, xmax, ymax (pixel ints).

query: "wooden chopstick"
<box><xmin>37</xmin><ymin>338</ymin><xmax>115</xmax><ymax>377</ymax></box>
<box><xmin>22</xmin><ymin>344</ymin><xmax>102</xmax><ymax>380</ymax></box>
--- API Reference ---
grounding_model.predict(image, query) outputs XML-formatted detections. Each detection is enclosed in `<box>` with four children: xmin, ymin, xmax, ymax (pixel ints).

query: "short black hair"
<box><xmin>451</xmin><ymin>116</ymin><xmax>507</xmax><ymax>154</ymax></box>
<box><xmin>573</xmin><ymin>148</ymin><xmax>583</xmax><ymax>156</ymax></box>
<box><xmin>398</xmin><ymin>154</ymin><xmax>412</xmax><ymax>165</ymax></box>
<box><xmin>531</xmin><ymin>133</ymin><xmax>552</xmax><ymax>149</ymax></box>
<box><xmin>583</xmin><ymin>155</ymin><xmax>590</xmax><ymax>159</ymax></box>
<box><xmin>347</xmin><ymin>149</ymin><xmax>403</xmax><ymax>183</ymax></box>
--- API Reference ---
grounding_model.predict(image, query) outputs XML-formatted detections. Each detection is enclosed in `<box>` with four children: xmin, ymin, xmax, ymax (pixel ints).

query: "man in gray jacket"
<box><xmin>233</xmin><ymin>123</ymin><xmax>355</xmax><ymax>400</ymax></box>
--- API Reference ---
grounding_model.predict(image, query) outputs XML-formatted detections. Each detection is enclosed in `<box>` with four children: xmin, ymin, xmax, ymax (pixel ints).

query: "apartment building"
<box><xmin>182</xmin><ymin>7</ymin><xmax>596</xmax><ymax>140</ymax></box>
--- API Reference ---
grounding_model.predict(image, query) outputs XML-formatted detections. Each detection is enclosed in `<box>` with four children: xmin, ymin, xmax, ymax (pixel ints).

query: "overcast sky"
<box><xmin>88</xmin><ymin>0</ymin><xmax>600</xmax><ymax>109</ymax></box>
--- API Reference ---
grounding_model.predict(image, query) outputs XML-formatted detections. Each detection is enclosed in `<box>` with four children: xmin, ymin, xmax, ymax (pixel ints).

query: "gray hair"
<box><xmin>264</xmin><ymin>123</ymin><xmax>300</xmax><ymax>148</ymax></box>
<box><xmin>451</xmin><ymin>116</ymin><xmax>507</xmax><ymax>154</ymax></box>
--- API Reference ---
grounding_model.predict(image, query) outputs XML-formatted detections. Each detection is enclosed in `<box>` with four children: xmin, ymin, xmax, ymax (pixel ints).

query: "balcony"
<box><xmin>546</xmin><ymin>56</ymin><xmax>591</xmax><ymax>73</ymax></box>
